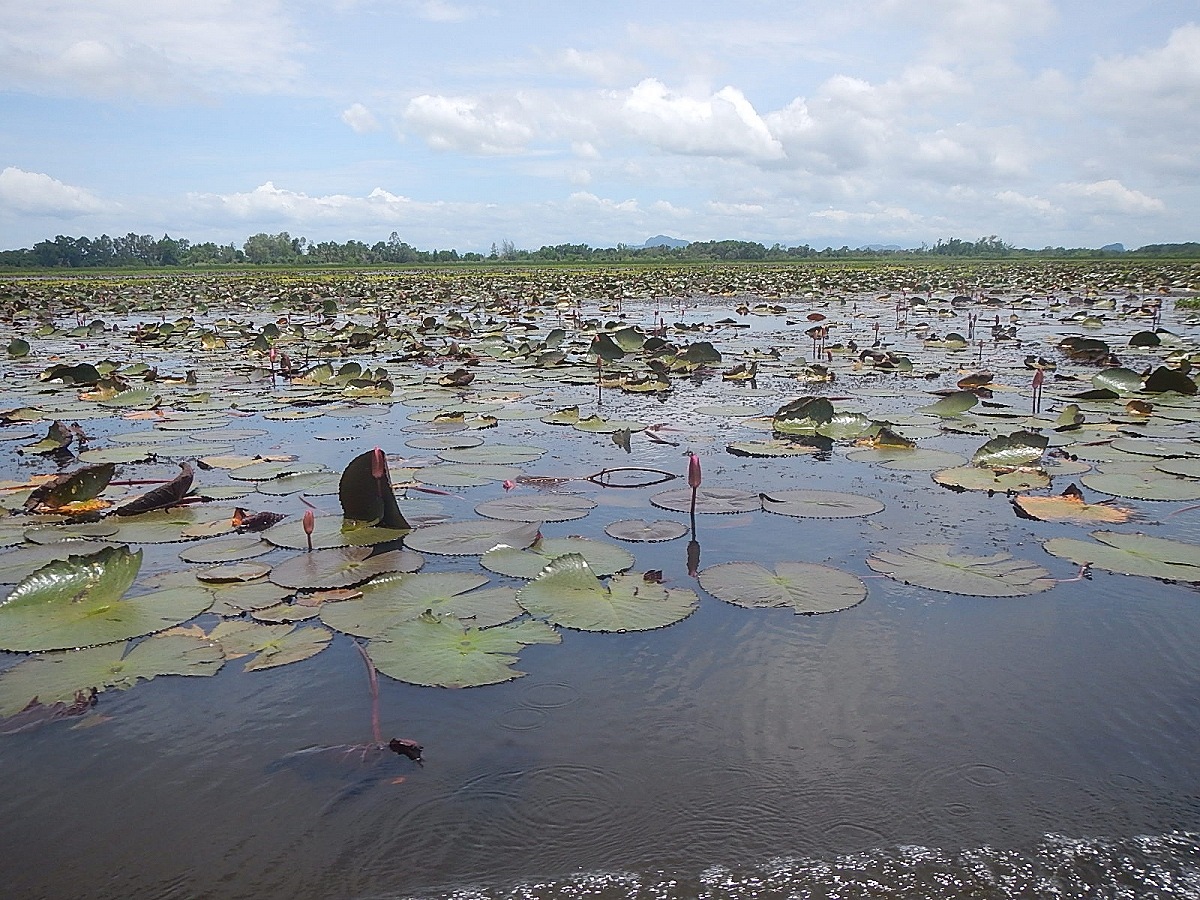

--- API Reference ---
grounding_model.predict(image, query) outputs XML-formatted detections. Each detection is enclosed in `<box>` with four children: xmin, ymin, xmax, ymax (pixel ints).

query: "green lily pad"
<box><xmin>866</xmin><ymin>544</ymin><xmax>1055</xmax><ymax>597</ymax></box>
<box><xmin>473</xmin><ymin>494</ymin><xmax>597</xmax><ymax>523</ymax></box>
<box><xmin>255</xmin><ymin>470</ymin><xmax>342</xmax><ymax>496</ymax></box>
<box><xmin>759</xmin><ymin>490</ymin><xmax>884</xmax><ymax>518</ymax></box>
<box><xmin>844</xmin><ymin>447</ymin><xmax>968</xmax><ymax>471</ymax></box>
<box><xmin>698</xmin><ymin>561</ymin><xmax>867</xmax><ymax>614</ymax></box>
<box><xmin>970</xmin><ymin>431</ymin><xmax>1049</xmax><ymax>468</ymax></box>
<box><xmin>604</xmin><ymin>519</ymin><xmax>690</xmax><ymax>542</ymax></box>
<box><xmin>209</xmin><ymin>620</ymin><xmax>333</xmax><ymax>671</ymax></box>
<box><xmin>516</xmin><ymin>555</ymin><xmax>698</xmax><ymax>632</ymax></box>
<box><xmin>437</xmin><ymin>443</ymin><xmax>546</xmax><ymax>465</ymax></box>
<box><xmin>1043</xmin><ymin>531</ymin><xmax>1200</xmax><ymax>581</ymax></box>
<box><xmin>366</xmin><ymin>613</ymin><xmax>561</xmax><ymax>687</ymax></box>
<box><xmin>481</xmin><ymin>537</ymin><xmax>634</xmax><ymax>579</ymax></box>
<box><xmin>414</xmin><ymin>463</ymin><xmax>523</xmax><ymax>487</ymax></box>
<box><xmin>0</xmin><ymin>546</ymin><xmax>215</xmax><ymax>651</ymax></box>
<box><xmin>178</xmin><ymin>535</ymin><xmax>275</xmax><ymax>564</ymax></box>
<box><xmin>402</xmin><ymin>520</ymin><xmax>541</xmax><ymax>556</ymax></box>
<box><xmin>320</xmin><ymin>571</ymin><xmax>521</xmax><ymax>635</ymax></box>
<box><xmin>917</xmin><ymin>391</ymin><xmax>979</xmax><ymax>417</ymax></box>
<box><xmin>1081</xmin><ymin>469</ymin><xmax>1200</xmax><ymax>501</ymax></box>
<box><xmin>649</xmin><ymin>487</ymin><xmax>761</xmax><ymax>514</ymax></box>
<box><xmin>933</xmin><ymin>466</ymin><xmax>1050</xmax><ymax>493</ymax></box>
<box><xmin>0</xmin><ymin>540</ymin><xmax>119</xmax><ymax>584</ymax></box>
<box><xmin>0</xmin><ymin>632</ymin><xmax>223</xmax><ymax>717</ymax></box>
<box><xmin>726</xmin><ymin>439</ymin><xmax>829</xmax><ymax>457</ymax></box>
<box><xmin>264</xmin><ymin>516</ymin><xmax>409</xmax><ymax>550</ymax></box>
<box><xmin>269</xmin><ymin>547</ymin><xmax>423</xmax><ymax>590</ymax></box>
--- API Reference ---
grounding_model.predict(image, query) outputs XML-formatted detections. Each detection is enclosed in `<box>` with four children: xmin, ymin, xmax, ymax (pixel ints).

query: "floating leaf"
<box><xmin>473</xmin><ymin>494</ymin><xmax>596</xmax><ymax>523</ymax></box>
<box><xmin>1092</xmin><ymin>367</ymin><xmax>1143</xmax><ymax>394</ymax></box>
<box><xmin>402</xmin><ymin>519</ymin><xmax>541</xmax><ymax>556</ymax></box>
<box><xmin>0</xmin><ymin>632</ymin><xmax>223</xmax><ymax>717</ymax></box>
<box><xmin>917</xmin><ymin>391</ymin><xmax>978</xmax><ymax>417</ymax></box>
<box><xmin>24</xmin><ymin>463</ymin><xmax>115</xmax><ymax>511</ymax></box>
<box><xmin>649</xmin><ymin>487</ymin><xmax>760</xmax><ymax>514</ymax></box>
<box><xmin>933</xmin><ymin>466</ymin><xmax>1049</xmax><ymax>493</ymax></box>
<box><xmin>114</xmin><ymin>462</ymin><xmax>195</xmax><ymax>515</ymax></box>
<box><xmin>1012</xmin><ymin>488</ymin><xmax>1131</xmax><ymax>524</ymax></box>
<box><xmin>209</xmin><ymin>620</ymin><xmax>333</xmax><ymax>670</ymax></box>
<box><xmin>22</xmin><ymin>420</ymin><xmax>73</xmax><ymax>455</ymax></box>
<box><xmin>772</xmin><ymin>396</ymin><xmax>834</xmax><ymax>434</ymax></box>
<box><xmin>320</xmin><ymin>571</ymin><xmax>520</xmax><ymax>635</ymax></box>
<box><xmin>1143</xmin><ymin>366</ymin><xmax>1197</xmax><ymax>395</ymax></box>
<box><xmin>759</xmin><ymin>490</ymin><xmax>884</xmax><ymax>519</ymax></box>
<box><xmin>178</xmin><ymin>535</ymin><xmax>274</xmax><ymax>564</ymax></box>
<box><xmin>1081</xmin><ymin>469</ymin><xmax>1200</xmax><ymax>501</ymax></box>
<box><xmin>438</xmin><ymin>443</ymin><xmax>546</xmax><ymax>465</ymax></box>
<box><xmin>0</xmin><ymin>546</ymin><xmax>214</xmax><ymax>651</ymax></box>
<box><xmin>845</xmin><ymin>447</ymin><xmax>967</xmax><ymax>471</ymax></box>
<box><xmin>970</xmin><ymin>431</ymin><xmax>1049</xmax><ymax>468</ymax></box>
<box><xmin>366</xmin><ymin>613</ymin><xmax>561</xmax><ymax>688</ymax></box>
<box><xmin>726</xmin><ymin>438</ymin><xmax>829</xmax><ymax>457</ymax></box>
<box><xmin>866</xmin><ymin>544</ymin><xmax>1055</xmax><ymax>597</ymax></box>
<box><xmin>603</xmin><ymin>519</ymin><xmax>690</xmax><ymax>542</ymax></box>
<box><xmin>269</xmin><ymin>547</ymin><xmax>423</xmax><ymax>590</ymax></box>
<box><xmin>698</xmin><ymin>561</ymin><xmax>866</xmax><ymax>614</ymax></box>
<box><xmin>1044</xmin><ymin>531</ymin><xmax>1200</xmax><ymax>581</ymax></box>
<box><xmin>517</xmin><ymin>555</ymin><xmax>698</xmax><ymax>632</ymax></box>
<box><xmin>481</xmin><ymin>537</ymin><xmax>634</xmax><ymax>579</ymax></box>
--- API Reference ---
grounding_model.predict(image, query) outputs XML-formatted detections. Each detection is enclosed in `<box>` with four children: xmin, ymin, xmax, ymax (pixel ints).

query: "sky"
<box><xmin>1</xmin><ymin>0</ymin><xmax>1198</xmax><ymax>254</ymax></box>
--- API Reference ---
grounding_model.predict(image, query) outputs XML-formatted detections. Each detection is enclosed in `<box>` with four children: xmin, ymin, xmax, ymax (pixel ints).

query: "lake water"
<box><xmin>2</xmin><ymin>284</ymin><xmax>1200</xmax><ymax>898</ymax></box>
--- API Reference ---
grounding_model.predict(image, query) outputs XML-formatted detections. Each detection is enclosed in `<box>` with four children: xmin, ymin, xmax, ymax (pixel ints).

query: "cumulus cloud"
<box><xmin>0</xmin><ymin>1</ymin><xmax>303</xmax><ymax>99</ymax></box>
<box><xmin>1060</xmin><ymin>179</ymin><xmax>1165</xmax><ymax>215</ymax></box>
<box><xmin>0</xmin><ymin>167</ymin><xmax>108</xmax><ymax>216</ymax></box>
<box><xmin>1087</xmin><ymin>23</ymin><xmax>1200</xmax><ymax>119</ymax></box>
<box><xmin>403</xmin><ymin>94</ymin><xmax>536</xmax><ymax>154</ymax></box>
<box><xmin>341</xmin><ymin>102</ymin><xmax>381</xmax><ymax>133</ymax></box>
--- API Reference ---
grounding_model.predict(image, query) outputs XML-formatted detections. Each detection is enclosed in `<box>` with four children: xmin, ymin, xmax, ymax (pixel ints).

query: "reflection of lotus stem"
<box><xmin>354</xmin><ymin>641</ymin><xmax>383</xmax><ymax>747</ymax></box>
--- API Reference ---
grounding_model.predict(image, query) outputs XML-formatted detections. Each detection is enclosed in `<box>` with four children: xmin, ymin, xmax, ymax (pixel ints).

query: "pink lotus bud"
<box><xmin>371</xmin><ymin>447</ymin><xmax>387</xmax><ymax>480</ymax></box>
<box><xmin>687</xmin><ymin>452</ymin><xmax>702</xmax><ymax>489</ymax></box>
<box><xmin>1032</xmin><ymin>369</ymin><xmax>1045</xmax><ymax>389</ymax></box>
<box><xmin>502</xmin><ymin>479</ymin><xmax>516</xmax><ymax>491</ymax></box>
<box><xmin>302</xmin><ymin>509</ymin><xmax>315</xmax><ymax>535</ymax></box>
<box><xmin>269</xmin><ymin>347</ymin><xmax>277</xmax><ymax>362</ymax></box>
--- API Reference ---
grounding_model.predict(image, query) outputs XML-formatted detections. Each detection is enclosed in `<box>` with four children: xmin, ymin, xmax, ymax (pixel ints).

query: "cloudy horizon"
<box><xmin>1</xmin><ymin>1</ymin><xmax>1197</xmax><ymax>254</ymax></box>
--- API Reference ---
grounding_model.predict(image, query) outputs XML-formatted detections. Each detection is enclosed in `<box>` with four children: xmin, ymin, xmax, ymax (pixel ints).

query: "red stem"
<box><xmin>354</xmin><ymin>641</ymin><xmax>383</xmax><ymax>746</ymax></box>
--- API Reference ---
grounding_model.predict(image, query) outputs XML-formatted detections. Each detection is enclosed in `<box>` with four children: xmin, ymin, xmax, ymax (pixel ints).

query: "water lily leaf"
<box><xmin>817</xmin><ymin>411</ymin><xmax>877</xmax><ymax>440</ymax></box>
<box><xmin>437</xmin><ymin>443</ymin><xmax>546</xmax><ymax>465</ymax></box>
<box><xmin>7</xmin><ymin>338</ymin><xmax>30</xmax><ymax>358</ymax></box>
<box><xmin>917</xmin><ymin>391</ymin><xmax>978</xmax><ymax>417</ymax></box>
<box><xmin>1043</xmin><ymin>531</ymin><xmax>1200</xmax><ymax>581</ymax></box>
<box><xmin>269</xmin><ymin>547</ymin><xmax>423</xmax><ymax>590</ymax></box>
<box><xmin>933</xmin><ymin>466</ymin><xmax>1050</xmax><ymax>493</ymax></box>
<box><xmin>0</xmin><ymin>632</ymin><xmax>223</xmax><ymax>717</ymax></box>
<box><xmin>264</xmin><ymin>516</ymin><xmax>408</xmax><ymax>550</ymax></box>
<box><xmin>321</xmin><ymin>571</ymin><xmax>520</xmax><ymax>635</ymax></box>
<box><xmin>516</xmin><ymin>555</ymin><xmax>698</xmax><ymax>632</ymax></box>
<box><xmin>866</xmin><ymin>544</ymin><xmax>1055</xmax><ymax>597</ymax></box>
<box><xmin>1011</xmin><ymin>483</ymin><xmax>1131</xmax><ymax>524</ymax></box>
<box><xmin>759</xmin><ymin>490</ymin><xmax>884</xmax><ymax>519</ymax></box>
<box><xmin>338</xmin><ymin>449</ymin><xmax>411</xmax><ymax>530</ymax></box>
<box><xmin>1153</xmin><ymin>457</ymin><xmax>1200</xmax><ymax>478</ymax></box>
<box><xmin>772</xmin><ymin>396</ymin><xmax>834</xmax><ymax>434</ymax></box>
<box><xmin>414</xmin><ymin>463</ymin><xmax>522</xmax><ymax>487</ymax></box>
<box><xmin>0</xmin><ymin>546</ymin><xmax>215</xmax><ymax>651</ymax></box>
<box><xmin>1080</xmin><ymin>469</ymin><xmax>1200</xmax><ymax>501</ymax></box>
<box><xmin>114</xmin><ymin>462</ymin><xmax>194</xmax><ymax>515</ymax></box>
<box><xmin>971</xmin><ymin>431</ymin><xmax>1049</xmax><ymax>468</ymax></box>
<box><xmin>255</xmin><ymin>470</ymin><xmax>342</xmax><ymax>496</ymax></box>
<box><xmin>726</xmin><ymin>438</ymin><xmax>830</xmax><ymax>457</ymax></box>
<box><xmin>24</xmin><ymin>463</ymin><xmax>115</xmax><ymax>511</ymax></box>
<box><xmin>845</xmin><ymin>447</ymin><xmax>967</xmax><ymax>471</ymax></box>
<box><xmin>1092</xmin><ymin>368</ymin><xmax>1143</xmax><ymax>394</ymax></box>
<box><xmin>22</xmin><ymin>420</ymin><xmax>73</xmax><ymax>455</ymax></box>
<box><xmin>698</xmin><ymin>561</ymin><xmax>866</xmax><ymax>614</ymax></box>
<box><xmin>541</xmin><ymin>406</ymin><xmax>581</xmax><ymax>425</ymax></box>
<box><xmin>473</xmin><ymin>494</ymin><xmax>596</xmax><ymax>523</ymax></box>
<box><xmin>481</xmin><ymin>537</ymin><xmax>634</xmax><ymax>579</ymax></box>
<box><xmin>0</xmin><ymin>540</ymin><xmax>118</xmax><ymax>584</ymax></box>
<box><xmin>603</xmin><ymin>519</ymin><xmax>690</xmax><ymax>542</ymax></box>
<box><xmin>178</xmin><ymin>535</ymin><xmax>274</xmax><ymax>564</ymax></box>
<box><xmin>1143</xmin><ymin>366</ymin><xmax>1197</xmax><ymax>395</ymax></box>
<box><xmin>209</xmin><ymin>620</ymin><xmax>333</xmax><ymax>671</ymax></box>
<box><xmin>196</xmin><ymin>561</ymin><xmax>271</xmax><ymax>583</ymax></box>
<box><xmin>402</xmin><ymin>520</ymin><xmax>541</xmax><ymax>556</ymax></box>
<box><xmin>649</xmin><ymin>487</ymin><xmax>760</xmax><ymax>514</ymax></box>
<box><xmin>108</xmin><ymin>506</ymin><xmax>236</xmax><ymax>544</ymax></box>
<box><xmin>1109</xmin><ymin>438</ymin><xmax>1198</xmax><ymax>458</ymax></box>
<box><xmin>366</xmin><ymin>613</ymin><xmax>561</xmax><ymax>687</ymax></box>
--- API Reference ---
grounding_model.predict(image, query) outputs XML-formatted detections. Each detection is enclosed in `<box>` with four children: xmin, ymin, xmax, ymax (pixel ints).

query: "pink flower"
<box><xmin>687</xmin><ymin>452</ymin><xmax>702</xmax><ymax>489</ymax></box>
<box><xmin>302</xmin><ymin>509</ymin><xmax>315</xmax><ymax>535</ymax></box>
<box><xmin>502</xmin><ymin>479</ymin><xmax>516</xmax><ymax>491</ymax></box>
<box><xmin>371</xmin><ymin>447</ymin><xmax>387</xmax><ymax>480</ymax></box>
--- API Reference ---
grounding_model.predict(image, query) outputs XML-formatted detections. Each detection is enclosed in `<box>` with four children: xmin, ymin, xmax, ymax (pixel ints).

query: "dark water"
<box><xmin>3</xmin><ymin>299</ymin><xmax>1200</xmax><ymax>898</ymax></box>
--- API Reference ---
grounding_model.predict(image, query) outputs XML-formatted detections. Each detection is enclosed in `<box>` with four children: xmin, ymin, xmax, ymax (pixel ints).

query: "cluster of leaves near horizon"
<box><xmin>3</xmin><ymin>261</ymin><xmax>1200</xmax><ymax>727</ymax></box>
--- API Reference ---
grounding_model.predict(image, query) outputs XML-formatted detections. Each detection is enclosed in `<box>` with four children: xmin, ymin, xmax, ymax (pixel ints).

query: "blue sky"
<box><xmin>1</xmin><ymin>0</ymin><xmax>1197</xmax><ymax>253</ymax></box>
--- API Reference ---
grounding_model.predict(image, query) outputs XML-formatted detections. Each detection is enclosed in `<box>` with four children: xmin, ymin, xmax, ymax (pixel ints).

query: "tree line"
<box><xmin>1</xmin><ymin>230</ymin><xmax>1196</xmax><ymax>269</ymax></box>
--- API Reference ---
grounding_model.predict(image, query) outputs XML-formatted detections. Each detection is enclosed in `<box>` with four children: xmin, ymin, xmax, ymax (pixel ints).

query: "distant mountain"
<box><xmin>1100</xmin><ymin>243</ymin><xmax>1126</xmax><ymax>253</ymax></box>
<box><xmin>859</xmin><ymin>243</ymin><xmax>906</xmax><ymax>251</ymax></box>
<box><xmin>643</xmin><ymin>235</ymin><xmax>690</xmax><ymax>248</ymax></box>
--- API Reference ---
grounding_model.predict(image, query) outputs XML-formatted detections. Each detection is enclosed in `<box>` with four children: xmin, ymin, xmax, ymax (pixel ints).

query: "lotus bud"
<box><xmin>1032</xmin><ymin>369</ymin><xmax>1045</xmax><ymax>389</ymax></box>
<box><xmin>371</xmin><ymin>446</ymin><xmax>387</xmax><ymax>480</ymax></box>
<box><xmin>687</xmin><ymin>452</ymin><xmax>702</xmax><ymax>489</ymax></box>
<box><xmin>302</xmin><ymin>509</ymin><xmax>315</xmax><ymax>551</ymax></box>
<box><xmin>269</xmin><ymin>347</ymin><xmax>277</xmax><ymax>363</ymax></box>
<box><xmin>502</xmin><ymin>479</ymin><xmax>516</xmax><ymax>491</ymax></box>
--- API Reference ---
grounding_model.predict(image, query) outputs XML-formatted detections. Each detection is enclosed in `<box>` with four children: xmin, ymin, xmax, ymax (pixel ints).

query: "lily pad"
<box><xmin>698</xmin><ymin>561</ymin><xmax>866</xmax><ymax>614</ymax></box>
<box><xmin>209</xmin><ymin>620</ymin><xmax>333</xmax><ymax>671</ymax></box>
<box><xmin>473</xmin><ymin>494</ymin><xmax>597</xmax><ymax>523</ymax></box>
<box><xmin>759</xmin><ymin>490</ymin><xmax>884</xmax><ymax>519</ymax></box>
<box><xmin>366</xmin><ymin>613</ymin><xmax>561</xmax><ymax>687</ymax></box>
<box><xmin>516</xmin><ymin>555</ymin><xmax>698</xmax><ymax>631</ymax></box>
<box><xmin>866</xmin><ymin>544</ymin><xmax>1055</xmax><ymax>597</ymax></box>
<box><xmin>603</xmin><ymin>519</ymin><xmax>690</xmax><ymax>542</ymax></box>
<box><xmin>402</xmin><ymin>520</ymin><xmax>541</xmax><ymax>556</ymax></box>
<box><xmin>481</xmin><ymin>537</ymin><xmax>634</xmax><ymax>579</ymax></box>
<box><xmin>269</xmin><ymin>547</ymin><xmax>423</xmax><ymax>590</ymax></box>
<box><xmin>1081</xmin><ymin>470</ymin><xmax>1200</xmax><ymax>501</ymax></box>
<box><xmin>0</xmin><ymin>632</ymin><xmax>223</xmax><ymax>717</ymax></box>
<box><xmin>320</xmin><ymin>571</ymin><xmax>521</xmax><ymax>635</ymax></box>
<box><xmin>0</xmin><ymin>546</ymin><xmax>215</xmax><ymax>651</ymax></box>
<box><xmin>437</xmin><ymin>443</ymin><xmax>546</xmax><ymax>465</ymax></box>
<box><xmin>649</xmin><ymin>487</ymin><xmax>761</xmax><ymax>514</ymax></box>
<box><xmin>933</xmin><ymin>466</ymin><xmax>1050</xmax><ymax>493</ymax></box>
<box><xmin>971</xmin><ymin>431</ymin><xmax>1049</xmax><ymax>468</ymax></box>
<box><xmin>1043</xmin><ymin>531</ymin><xmax>1200</xmax><ymax>581</ymax></box>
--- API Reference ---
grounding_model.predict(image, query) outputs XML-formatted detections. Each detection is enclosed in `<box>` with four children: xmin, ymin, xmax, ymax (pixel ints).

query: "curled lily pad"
<box><xmin>649</xmin><ymin>487</ymin><xmax>760</xmax><ymax>514</ymax></box>
<box><xmin>0</xmin><ymin>540</ymin><xmax>118</xmax><ymax>584</ymax></box>
<box><xmin>473</xmin><ymin>494</ymin><xmax>596</xmax><ymax>523</ymax></box>
<box><xmin>366</xmin><ymin>613</ymin><xmax>561</xmax><ymax>688</ymax></box>
<box><xmin>866</xmin><ymin>544</ymin><xmax>1055</xmax><ymax>597</ymax></box>
<box><xmin>917</xmin><ymin>391</ymin><xmax>978</xmax><ymax>417</ymax></box>
<box><xmin>698</xmin><ymin>561</ymin><xmax>866</xmax><ymax>614</ymax></box>
<box><xmin>970</xmin><ymin>431</ymin><xmax>1049</xmax><ymax>468</ymax></box>
<box><xmin>196</xmin><ymin>561</ymin><xmax>271</xmax><ymax>583</ymax></box>
<box><xmin>269</xmin><ymin>547</ymin><xmax>423</xmax><ymax>590</ymax></box>
<box><xmin>759</xmin><ymin>490</ymin><xmax>884</xmax><ymax>519</ymax></box>
<box><xmin>23</xmin><ymin>463</ymin><xmax>115</xmax><ymax>511</ymax></box>
<box><xmin>0</xmin><ymin>546</ymin><xmax>215</xmax><ymax>651</ymax></box>
<box><xmin>516</xmin><ymin>555</ymin><xmax>698</xmax><ymax>632</ymax></box>
<box><xmin>0</xmin><ymin>632</ymin><xmax>223</xmax><ymax>717</ymax></box>
<box><xmin>604</xmin><ymin>519</ymin><xmax>690</xmax><ymax>542</ymax></box>
<box><xmin>481</xmin><ymin>537</ymin><xmax>634</xmax><ymax>579</ymax></box>
<box><xmin>320</xmin><ymin>571</ymin><xmax>521</xmax><ymax>635</ymax></box>
<box><xmin>1012</xmin><ymin>488</ymin><xmax>1132</xmax><ymax>524</ymax></box>
<box><xmin>1044</xmin><ymin>531</ymin><xmax>1200</xmax><ymax>581</ymax></box>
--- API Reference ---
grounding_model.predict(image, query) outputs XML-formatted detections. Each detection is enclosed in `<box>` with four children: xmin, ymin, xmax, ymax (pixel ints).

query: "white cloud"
<box><xmin>0</xmin><ymin>167</ymin><xmax>108</xmax><ymax>216</ymax></box>
<box><xmin>1086</xmin><ymin>23</ymin><xmax>1200</xmax><ymax>120</ymax></box>
<box><xmin>994</xmin><ymin>189</ymin><xmax>1060</xmax><ymax>216</ymax></box>
<box><xmin>403</xmin><ymin>94</ymin><xmax>536</xmax><ymax>154</ymax></box>
<box><xmin>0</xmin><ymin>1</ymin><xmax>303</xmax><ymax>99</ymax></box>
<box><xmin>614</xmin><ymin>79</ymin><xmax>784</xmax><ymax>161</ymax></box>
<box><xmin>1060</xmin><ymin>179</ymin><xmax>1165</xmax><ymax>215</ymax></box>
<box><xmin>341</xmin><ymin>102</ymin><xmax>381</xmax><ymax>134</ymax></box>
